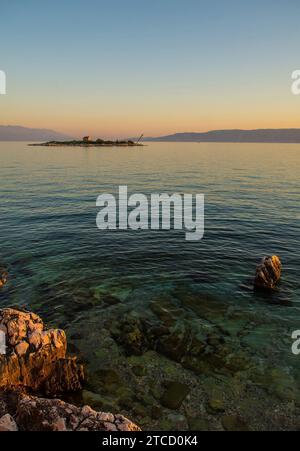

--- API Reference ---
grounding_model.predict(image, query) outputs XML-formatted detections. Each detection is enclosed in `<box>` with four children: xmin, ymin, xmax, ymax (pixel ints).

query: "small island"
<box><xmin>29</xmin><ymin>135</ymin><xmax>143</xmax><ymax>147</ymax></box>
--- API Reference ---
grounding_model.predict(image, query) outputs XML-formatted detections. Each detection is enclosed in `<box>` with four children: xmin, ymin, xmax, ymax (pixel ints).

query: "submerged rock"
<box><xmin>112</xmin><ymin>317</ymin><xmax>149</xmax><ymax>356</ymax></box>
<box><xmin>0</xmin><ymin>308</ymin><xmax>84</xmax><ymax>395</ymax></box>
<box><xmin>157</xmin><ymin>327</ymin><xmax>192</xmax><ymax>362</ymax></box>
<box><xmin>161</xmin><ymin>381</ymin><xmax>190</xmax><ymax>410</ymax></box>
<box><xmin>254</xmin><ymin>256</ymin><xmax>282</xmax><ymax>291</ymax></box>
<box><xmin>222</xmin><ymin>415</ymin><xmax>249</xmax><ymax>431</ymax></box>
<box><xmin>207</xmin><ymin>392</ymin><xmax>225</xmax><ymax>413</ymax></box>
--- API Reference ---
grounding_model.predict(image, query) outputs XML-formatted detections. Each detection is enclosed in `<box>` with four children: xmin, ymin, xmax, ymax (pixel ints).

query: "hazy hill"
<box><xmin>145</xmin><ymin>129</ymin><xmax>300</xmax><ymax>143</ymax></box>
<box><xmin>0</xmin><ymin>126</ymin><xmax>74</xmax><ymax>141</ymax></box>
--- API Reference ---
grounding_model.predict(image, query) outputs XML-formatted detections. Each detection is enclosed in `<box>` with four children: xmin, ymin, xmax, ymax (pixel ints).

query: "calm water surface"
<box><xmin>0</xmin><ymin>142</ymin><xmax>299</xmax><ymax>430</ymax></box>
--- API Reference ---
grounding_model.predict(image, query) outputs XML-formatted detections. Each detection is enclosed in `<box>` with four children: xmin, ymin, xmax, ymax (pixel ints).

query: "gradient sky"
<box><xmin>1</xmin><ymin>0</ymin><xmax>300</xmax><ymax>138</ymax></box>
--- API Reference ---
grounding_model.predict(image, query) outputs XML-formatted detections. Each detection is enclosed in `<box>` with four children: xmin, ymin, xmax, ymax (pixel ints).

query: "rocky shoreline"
<box><xmin>1</xmin><ymin>256</ymin><xmax>299</xmax><ymax>431</ymax></box>
<box><xmin>0</xmin><ymin>308</ymin><xmax>140</xmax><ymax>431</ymax></box>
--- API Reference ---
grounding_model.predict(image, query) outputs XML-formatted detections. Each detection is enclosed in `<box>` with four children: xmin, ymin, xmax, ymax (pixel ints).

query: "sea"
<box><xmin>0</xmin><ymin>141</ymin><xmax>299</xmax><ymax>430</ymax></box>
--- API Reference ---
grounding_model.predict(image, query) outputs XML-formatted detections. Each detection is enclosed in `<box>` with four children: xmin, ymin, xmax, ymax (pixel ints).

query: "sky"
<box><xmin>1</xmin><ymin>0</ymin><xmax>300</xmax><ymax>138</ymax></box>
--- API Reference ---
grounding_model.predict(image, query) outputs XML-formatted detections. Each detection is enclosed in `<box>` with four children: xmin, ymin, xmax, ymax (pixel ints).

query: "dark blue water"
<box><xmin>0</xmin><ymin>141</ymin><xmax>300</xmax><ymax>430</ymax></box>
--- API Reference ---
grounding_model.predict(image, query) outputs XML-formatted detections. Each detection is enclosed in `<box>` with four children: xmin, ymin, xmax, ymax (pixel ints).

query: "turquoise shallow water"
<box><xmin>0</xmin><ymin>141</ymin><xmax>300</xmax><ymax>430</ymax></box>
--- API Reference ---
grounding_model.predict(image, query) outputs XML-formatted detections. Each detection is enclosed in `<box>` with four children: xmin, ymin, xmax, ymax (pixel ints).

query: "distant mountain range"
<box><xmin>144</xmin><ymin>129</ymin><xmax>300</xmax><ymax>143</ymax></box>
<box><xmin>2</xmin><ymin>126</ymin><xmax>300</xmax><ymax>144</ymax></box>
<box><xmin>0</xmin><ymin>126</ymin><xmax>74</xmax><ymax>141</ymax></box>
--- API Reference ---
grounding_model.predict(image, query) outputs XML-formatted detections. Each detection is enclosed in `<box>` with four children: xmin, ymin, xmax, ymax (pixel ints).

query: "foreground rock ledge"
<box><xmin>0</xmin><ymin>308</ymin><xmax>84</xmax><ymax>394</ymax></box>
<box><xmin>0</xmin><ymin>391</ymin><xmax>141</xmax><ymax>431</ymax></box>
<box><xmin>0</xmin><ymin>308</ymin><xmax>140</xmax><ymax>431</ymax></box>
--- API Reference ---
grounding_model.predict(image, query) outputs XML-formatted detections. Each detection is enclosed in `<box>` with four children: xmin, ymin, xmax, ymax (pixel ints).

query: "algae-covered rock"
<box><xmin>222</xmin><ymin>415</ymin><xmax>249</xmax><ymax>431</ymax></box>
<box><xmin>132</xmin><ymin>365</ymin><xmax>147</xmax><ymax>377</ymax></box>
<box><xmin>151</xmin><ymin>405</ymin><xmax>163</xmax><ymax>419</ymax></box>
<box><xmin>161</xmin><ymin>381</ymin><xmax>190</xmax><ymax>410</ymax></box>
<box><xmin>157</xmin><ymin>326</ymin><xmax>192</xmax><ymax>362</ymax></box>
<box><xmin>188</xmin><ymin>416</ymin><xmax>210</xmax><ymax>431</ymax></box>
<box><xmin>112</xmin><ymin>317</ymin><xmax>149</xmax><ymax>356</ymax></box>
<box><xmin>207</xmin><ymin>389</ymin><xmax>225</xmax><ymax>413</ymax></box>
